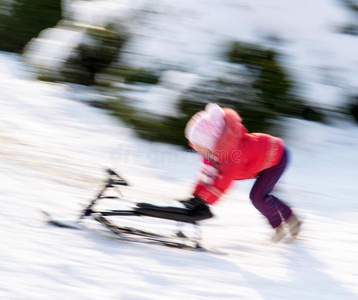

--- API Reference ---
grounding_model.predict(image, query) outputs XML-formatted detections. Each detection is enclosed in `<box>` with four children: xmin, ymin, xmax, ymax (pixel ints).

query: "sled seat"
<box><xmin>135</xmin><ymin>202</ymin><xmax>203</xmax><ymax>223</ymax></box>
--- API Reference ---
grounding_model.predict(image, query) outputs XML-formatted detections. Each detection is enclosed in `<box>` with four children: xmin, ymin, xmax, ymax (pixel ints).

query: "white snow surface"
<box><xmin>24</xmin><ymin>26</ymin><xmax>86</xmax><ymax>69</ymax></box>
<box><xmin>1</xmin><ymin>51</ymin><xmax>358</xmax><ymax>299</ymax></box>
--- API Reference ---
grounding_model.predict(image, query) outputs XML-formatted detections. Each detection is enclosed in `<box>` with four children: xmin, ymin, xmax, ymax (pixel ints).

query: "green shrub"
<box><xmin>61</xmin><ymin>24</ymin><xmax>128</xmax><ymax>86</ymax></box>
<box><xmin>227</xmin><ymin>41</ymin><xmax>277</xmax><ymax>71</ymax></box>
<box><xmin>338</xmin><ymin>24</ymin><xmax>358</xmax><ymax>36</ymax></box>
<box><xmin>36</xmin><ymin>72</ymin><xmax>58</xmax><ymax>83</ymax></box>
<box><xmin>337</xmin><ymin>1</ymin><xmax>358</xmax><ymax>35</ymax></box>
<box><xmin>349</xmin><ymin>96</ymin><xmax>358</xmax><ymax>123</ymax></box>
<box><xmin>340</xmin><ymin>0</ymin><xmax>358</xmax><ymax>13</ymax></box>
<box><xmin>0</xmin><ymin>0</ymin><xmax>61</xmax><ymax>53</ymax></box>
<box><xmin>105</xmin><ymin>66</ymin><xmax>159</xmax><ymax>85</ymax></box>
<box><xmin>225</xmin><ymin>41</ymin><xmax>324</xmax><ymax>121</ymax></box>
<box><xmin>105</xmin><ymin>97</ymin><xmax>187</xmax><ymax>146</ymax></box>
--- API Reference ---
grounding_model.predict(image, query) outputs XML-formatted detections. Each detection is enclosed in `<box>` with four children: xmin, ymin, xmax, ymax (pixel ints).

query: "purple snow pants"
<box><xmin>249</xmin><ymin>148</ymin><xmax>292</xmax><ymax>228</ymax></box>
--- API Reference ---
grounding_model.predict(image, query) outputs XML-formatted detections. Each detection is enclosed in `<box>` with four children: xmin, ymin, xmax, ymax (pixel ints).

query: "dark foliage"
<box><xmin>105</xmin><ymin>66</ymin><xmax>160</xmax><ymax>85</ymax></box>
<box><xmin>0</xmin><ymin>0</ymin><xmax>61</xmax><ymax>53</ymax></box>
<box><xmin>226</xmin><ymin>41</ymin><xmax>325</xmax><ymax>121</ymax></box>
<box><xmin>61</xmin><ymin>25</ymin><xmax>128</xmax><ymax>86</ymax></box>
<box><xmin>349</xmin><ymin>96</ymin><xmax>358</xmax><ymax>123</ymax></box>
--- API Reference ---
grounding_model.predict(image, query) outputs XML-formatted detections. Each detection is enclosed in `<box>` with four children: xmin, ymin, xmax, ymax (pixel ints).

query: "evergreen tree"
<box><xmin>226</xmin><ymin>41</ymin><xmax>324</xmax><ymax>122</ymax></box>
<box><xmin>60</xmin><ymin>24</ymin><xmax>129</xmax><ymax>86</ymax></box>
<box><xmin>0</xmin><ymin>0</ymin><xmax>61</xmax><ymax>53</ymax></box>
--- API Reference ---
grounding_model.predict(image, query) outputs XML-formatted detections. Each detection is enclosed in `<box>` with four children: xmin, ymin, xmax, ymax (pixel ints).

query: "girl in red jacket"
<box><xmin>183</xmin><ymin>103</ymin><xmax>301</xmax><ymax>241</ymax></box>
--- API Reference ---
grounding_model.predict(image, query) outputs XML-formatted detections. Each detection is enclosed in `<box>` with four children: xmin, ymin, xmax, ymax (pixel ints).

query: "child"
<box><xmin>182</xmin><ymin>103</ymin><xmax>301</xmax><ymax>241</ymax></box>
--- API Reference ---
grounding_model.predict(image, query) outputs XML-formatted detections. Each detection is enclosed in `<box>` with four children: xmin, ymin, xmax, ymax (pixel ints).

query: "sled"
<box><xmin>43</xmin><ymin>168</ymin><xmax>216</xmax><ymax>252</ymax></box>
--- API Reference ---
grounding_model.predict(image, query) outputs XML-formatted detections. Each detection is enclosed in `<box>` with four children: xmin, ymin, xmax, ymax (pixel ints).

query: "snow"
<box><xmin>24</xmin><ymin>26</ymin><xmax>86</xmax><ymax>69</ymax></box>
<box><xmin>123</xmin><ymin>70</ymin><xmax>199</xmax><ymax>116</ymax></box>
<box><xmin>62</xmin><ymin>0</ymin><xmax>144</xmax><ymax>26</ymax></box>
<box><xmin>1</xmin><ymin>0</ymin><xmax>358</xmax><ymax>298</ymax></box>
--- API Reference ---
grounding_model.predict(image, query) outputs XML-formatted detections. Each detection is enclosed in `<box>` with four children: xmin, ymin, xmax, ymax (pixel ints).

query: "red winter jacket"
<box><xmin>193</xmin><ymin>108</ymin><xmax>284</xmax><ymax>204</ymax></box>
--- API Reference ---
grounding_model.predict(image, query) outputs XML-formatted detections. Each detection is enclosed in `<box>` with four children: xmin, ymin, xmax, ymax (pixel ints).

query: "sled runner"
<box><xmin>43</xmin><ymin>168</ymin><xmax>217</xmax><ymax>252</ymax></box>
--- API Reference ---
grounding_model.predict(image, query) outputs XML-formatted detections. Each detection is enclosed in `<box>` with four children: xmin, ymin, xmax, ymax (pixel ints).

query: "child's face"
<box><xmin>191</xmin><ymin>143</ymin><xmax>213</xmax><ymax>159</ymax></box>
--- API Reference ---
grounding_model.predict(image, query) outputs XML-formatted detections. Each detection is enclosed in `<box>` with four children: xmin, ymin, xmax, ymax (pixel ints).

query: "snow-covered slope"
<box><xmin>1</xmin><ymin>50</ymin><xmax>358</xmax><ymax>300</ymax></box>
<box><xmin>2</xmin><ymin>0</ymin><xmax>358</xmax><ymax>298</ymax></box>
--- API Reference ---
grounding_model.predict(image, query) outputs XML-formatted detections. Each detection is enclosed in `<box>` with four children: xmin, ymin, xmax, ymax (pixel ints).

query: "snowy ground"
<box><xmin>1</xmin><ymin>51</ymin><xmax>358</xmax><ymax>300</ymax></box>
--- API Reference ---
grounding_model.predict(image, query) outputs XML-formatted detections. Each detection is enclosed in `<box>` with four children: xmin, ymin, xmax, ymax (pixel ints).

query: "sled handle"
<box><xmin>79</xmin><ymin>168</ymin><xmax>128</xmax><ymax>219</ymax></box>
<box><xmin>106</xmin><ymin>168</ymin><xmax>129</xmax><ymax>186</ymax></box>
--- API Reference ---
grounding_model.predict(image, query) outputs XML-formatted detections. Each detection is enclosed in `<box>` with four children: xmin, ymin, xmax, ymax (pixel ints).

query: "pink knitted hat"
<box><xmin>185</xmin><ymin>103</ymin><xmax>226</xmax><ymax>151</ymax></box>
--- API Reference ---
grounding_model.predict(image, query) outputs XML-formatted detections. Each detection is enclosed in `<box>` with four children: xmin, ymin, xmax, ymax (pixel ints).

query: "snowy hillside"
<box><xmin>1</xmin><ymin>0</ymin><xmax>358</xmax><ymax>299</ymax></box>
<box><xmin>1</xmin><ymin>52</ymin><xmax>358</xmax><ymax>299</ymax></box>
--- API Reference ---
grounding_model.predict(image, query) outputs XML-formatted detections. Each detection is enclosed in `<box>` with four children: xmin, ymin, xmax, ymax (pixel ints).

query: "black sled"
<box><xmin>43</xmin><ymin>168</ymin><xmax>216</xmax><ymax>252</ymax></box>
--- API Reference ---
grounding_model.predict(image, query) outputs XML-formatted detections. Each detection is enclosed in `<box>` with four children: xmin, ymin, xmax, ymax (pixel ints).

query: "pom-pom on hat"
<box><xmin>185</xmin><ymin>103</ymin><xmax>226</xmax><ymax>151</ymax></box>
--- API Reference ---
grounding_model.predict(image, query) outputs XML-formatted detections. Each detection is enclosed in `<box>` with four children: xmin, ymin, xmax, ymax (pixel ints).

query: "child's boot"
<box><xmin>286</xmin><ymin>214</ymin><xmax>302</xmax><ymax>238</ymax></box>
<box><xmin>271</xmin><ymin>223</ymin><xmax>287</xmax><ymax>242</ymax></box>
